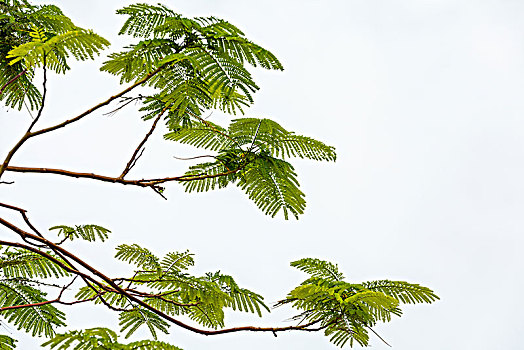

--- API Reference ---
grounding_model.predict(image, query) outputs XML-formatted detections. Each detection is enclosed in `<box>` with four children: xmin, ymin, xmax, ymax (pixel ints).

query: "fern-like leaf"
<box><xmin>180</xmin><ymin>160</ymin><xmax>237</xmax><ymax>193</ymax></box>
<box><xmin>115</xmin><ymin>244</ymin><xmax>161</xmax><ymax>270</ymax></box>
<box><xmin>291</xmin><ymin>258</ymin><xmax>344</xmax><ymax>281</ymax></box>
<box><xmin>237</xmin><ymin>155</ymin><xmax>305</xmax><ymax>219</ymax></box>
<box><xmin>42</xmin><ymin>327</ymin><xmax>118</xmax><ymax>349</ymax></box>
<box><xmin>126</xmin><ymin>339</ymin><xmax>183</xmax><ymax>350</ymax></box>
<box><xmin>0</xmin><ymin>248</ymin><xmax>69</xmax><ymax>279</ymax></box>
<box><xmin>117</xmin><ymin>3</ymin><xmax>176</xmax><ymax>38</ymax></box>
<box><xmin>278</xmin><ymin>258</ymin><xmax>439</xmax><ymax>348</ymax></box>
<box><xmin>49</xmin><ymin>224</ymin><xmax>110</xmax><ymax>242</ymax></box>
<box><xmin>42</xmin><ymin>327</ymin><xmax>183</xmax><ymax>350</ymax></box>
<box><xmin>7</xmin><ymin>27</ymin><xmax>109</xmax><ymax>73</ymax></box>
<box><xmin>361</xmin><ymin>280</ymin><xmax>440</xmax><ymax>305</ymax></box>
<box><xmin>0</xmin><ymin>335</ymin><xmax>17</xmax><ymax>350</ymax></box>
<box><xmin>0</xmin><ymin>279</ymin><xmax>66</xmax><ymax>337</ymax></box>
<box><xmin>119</xmin><ymin>307</ymin><xmax>170</xmax><ymax>339</ymax></box>
<box><xmin>164</xmin><ymin>121</ymin><xmax>232</xmax><ymax>151</ymax></box>
<box><xmin>160</xmin><ymin>250</ymin><xmax>194</xmax><ymax>273</ymax></box>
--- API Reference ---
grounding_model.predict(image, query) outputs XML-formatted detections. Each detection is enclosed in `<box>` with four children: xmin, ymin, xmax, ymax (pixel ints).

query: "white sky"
<box><xmin>1</xmin><ymin>0</ymin><xmax>524</xmax><ymax>349</ymax></box>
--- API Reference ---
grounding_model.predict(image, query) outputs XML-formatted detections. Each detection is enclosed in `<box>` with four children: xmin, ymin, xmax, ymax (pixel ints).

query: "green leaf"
<box><xmin>361</xmin><ymin>280</ymin><xmax>440</xmax><ymax>304</ymax></box>
<box><xmin>277</xmin><ymin>258</ymin><xmax>439</xmax><ymax>348</ymax></box>
<box><xmin>49</xmin><ymin>224</ymin><xmax>110</xmax><ymax>242</ymax></box>
<box><xmin>291</xmin><ymin>258</ymin><xmax>344</xmax><ymax>281</ymax></box>
<box><xmin>117</xmin><ymin>3</ymin><xmax>176</xmax><ymax>38</ymax></box>
<box><xmin>160</xmin><ymin>250</ymin><xmax>194</xmax><ymax>273</ymax></box>
<box><xmin>0</xmin><ymin>335</ymin><xmax>17</xmax><ymax>350</ymax></box>
<box><xmin>7</xmin><ymin>28</ymin><xmax>109</xmax><ymax>73</ymax></box>
<box><xmin>119</xmin><ymin>308</ymin><xmax>170</xmax><ymax>339</ymax></box>
<box><xmin>237</xmin><ymin>155</ymin><xmax>305</xmax><ymax>219</ymax></box>
<box><xmin>0</xmin><ymin>248</ymin><xmax>69</xmax><ymax>279</ymax></box>
<box><xmin>43</xmin><ymin>327</ymin><xmax>183</xmax><ymax>349</ymax></box>
<box><xmin>115</xmin><ymin>244</ymin><xmax>161</xmax><ymax>270</ymax></box>
<box><xmin>0</xmin><ymin>279</ymin><xmax>66</xmax><ymax>337</ymax></box>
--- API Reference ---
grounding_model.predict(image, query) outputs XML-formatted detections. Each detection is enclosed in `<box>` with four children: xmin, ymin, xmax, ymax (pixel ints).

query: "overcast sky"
<box><xmin>1</xmin><ymin>0</ymin><xmax>524</xmax><ymax>349</ymax></box>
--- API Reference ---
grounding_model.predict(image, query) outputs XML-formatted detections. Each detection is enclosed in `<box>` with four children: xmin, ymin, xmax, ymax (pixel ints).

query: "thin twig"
<box><xmin>151</xmin><ymin>186</ymin><xmax>167</xmax><ymax>200</ymax></box>
<box><xmin>366</xmin><ymin>326</ymin><xmax>392</xmax><ymax>347</ymax></box>
<box><xmin>27</xmin><ymin>55</ymin><xmax>47</xmax><ymax>132</ymax></box>
<box><xmin>249</xmin><ymin>120</ymin><xmax>263</xmax><ymax>151</ymax></box>
<box><xmin>103</xmin><ymin>95</ymin><xmax>143</xmax><ymax>117</ymax></box>
<box><xmin>30</xmin><ymin>65</ymin><xmax>166</xmax><ymax>138</ymax></box>
<box><xmin>0</xmin><ymin>64</ymin><xmax>166</xmax><ymax>180</ymax></box>
<box><xmin>21</xmin><ymin>211</ymin><xmax>45</xmax><ymax>239</ymax></box>
<box><xmin>128</xmin><ymin>147</ymin><xmax>145</xmax><ymax>171</ymax></box>
<box><xmin>5</xmin><ymin>165</ymin><xmax>241</xmax><ymax>186</ymax></box>
<box><xmin>120</xmin><ymin>107</ymin><xmax>167</xmax><ymax>179</ymax></box>
<box><xmin>172</xmin><ymin>155</ymin><xmax>216</xmax><ymax>161</ymax></box>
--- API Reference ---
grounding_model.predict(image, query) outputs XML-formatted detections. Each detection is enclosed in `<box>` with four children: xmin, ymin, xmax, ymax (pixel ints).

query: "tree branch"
<box><xmin>120</xmin><ymin>107</ymin><xmax>167</xmax><ymax>179</ymax></box>
<box><xmin>29</xmin><ymin>65</ymin><xmax>166</xmax><ymax>138</ymax></box>
<box><xmin>0</xmin><ymin>65</ymin><xmax>166</xmax><ymax>180</ymax></box>
<box><xmin>5</xmin><ymin>165</ymin><xmax>241</xmax><ymax>187</ymax></box>
<box><xmin>0</xmin><ymin>213</ymin><xmax>331</xmax><ymax>338</ymax></box>
<box><xmin>27</xmin><ymin>55</ymin><xmax>47</xmax><ymax>132</ymax></box>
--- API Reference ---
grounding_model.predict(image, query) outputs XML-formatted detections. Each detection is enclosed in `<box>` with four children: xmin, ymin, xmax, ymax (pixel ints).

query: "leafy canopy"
<box><xmin>0</xmin><ymin>1</ymin><xmax>438</xmax><ymax>349</ymax></box>
<box><xmin>1</xmin><ymin>0</ymin><xmax>336</xmax><ymax>220</ymax></box>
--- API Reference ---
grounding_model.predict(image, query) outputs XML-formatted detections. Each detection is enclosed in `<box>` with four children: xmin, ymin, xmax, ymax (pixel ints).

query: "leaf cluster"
<box><xmin>42</xmin><ymin>327</ymin><xmax>183</xmax><ymax>350</ymax></box>
<box><xmin>0</xmin><ymin>1</ymin><xmax>109</xmax><ymax>110</ymax></box>
<box><xmin>165</xmin><ymin>118</ymin><xmax>336</xmax><ymax>219</ymax></box>
<box><xmin>75</xmin><ymin>244</ymin><xmax>268</xmax><ymax>339</ymax></box>
<box><xmin>49</xmin><ymin>224</ymin><xmax>111</xmax><ymax>243</ymax></box>
<box><xmin>101</xmin><ymin>3</ymin><xmax>283</xmax><ymax>125</ymax></box>
<box><xmin>276</xmin><ymin>258</ymin><xmax>439</xmax><ymax>347</ymax></box>
<box><xmin>0</xmin><ymin>247</ymin><xmax>68</xmax><ymax>337</ymax></box>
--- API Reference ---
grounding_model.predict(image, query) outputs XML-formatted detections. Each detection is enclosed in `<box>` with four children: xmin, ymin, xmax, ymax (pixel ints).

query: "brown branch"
<box><xmin>21</xmin><ymin>210</ymin><xmax>45</xmax><ymax>239</ymax></box>
<box><xmin>27</xmin><ymin>56</ymin><xmax>47</xmax><ymax>132</ymax></box>
<box><xmin>29</xmin><ymin>65</ymin><xmax>165</xmax><ymax>138</ymax></box>
<box><xmin>0</xmin><ymin>299</ymin><xmax>58</xmax><ymax>311</ymax></box>
<box><xmin>366</xmin><ymin>325</ymin><xmax>392</xmax><ymax>347</ymax></box>
<box><xmin>5</xmin><ymin>165</ymin><xmax>241</xmax><ymax>186</ymax></box>
<box><xmin>0</xmin><ymin>293</ymin><xmax>98</xmax><ymax>311</ymax></box>
<box><xmin>120</xmin><ymin>107</ymin><xmax>167</xmax><ymax>179</ymax></box>
<box><xmin>0</xmin><ymin>215</ymin><xmax>331</xmax><ymax>337</ymax></box>
<box><xmin>0</xmin><ymin>204</ymin><xmax>117</xmax><ymax>313</ymax></box>
<box><xmin>0</xmin><ymin>202</ymin><xmax>27</xmax><ymax>213</ymax></box>
<box><xmin>142</xmin><ymin>168</ymin><xmax>241</xmax><ymax>185</ymax></box>
<box><xmin>0</xmin><ymin>65</ymin><xmax>166</xmax><ymax>180</ymax></box>
<box><xmin>0</xmin><ymin>238</ymin><xmax>101</xmax><ymax>290</ymax></box>
<box><xmin>5</xmin><ymin>166</ymin><xmax>150</xmax><ymax>186</ymax></box>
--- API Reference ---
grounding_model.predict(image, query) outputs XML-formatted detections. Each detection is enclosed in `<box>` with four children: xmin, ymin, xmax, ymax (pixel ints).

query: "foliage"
<box><xmin>166</xmin><ymin>118</ymin><xmax>336</xmax><ymax>219</ymax></box>
<box><xmin>0</xmin><ymin>1</ymin><xmax>438</xmax><ymax>349</ymax></box>
<box><xmin>42</xmin><ymin>327</ymin><xmax>183</xmax><ymax>350</ymax></box>
<box><xmin>103</xmin><ymin>3</ymin><xmax>282</xmax><ymax>123</ymax></box>
<box><xmin>49</xmin><ymin>225</ymin><xmax>110</xmax><ymax>243</ymax></box>
<box><xmin>276</xmin><ymin>258</ymin><xmax>439</xmax><ymax>347</ymax></box>
<box><xmin>0</xmin><ymin>0</ymin><xmax>109</xmax><ymax>110</ymax></box>
<box><xmin>0</xmin><ymin>247</ymin><xmax>68</xmax><ymax>337</ymax></box>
